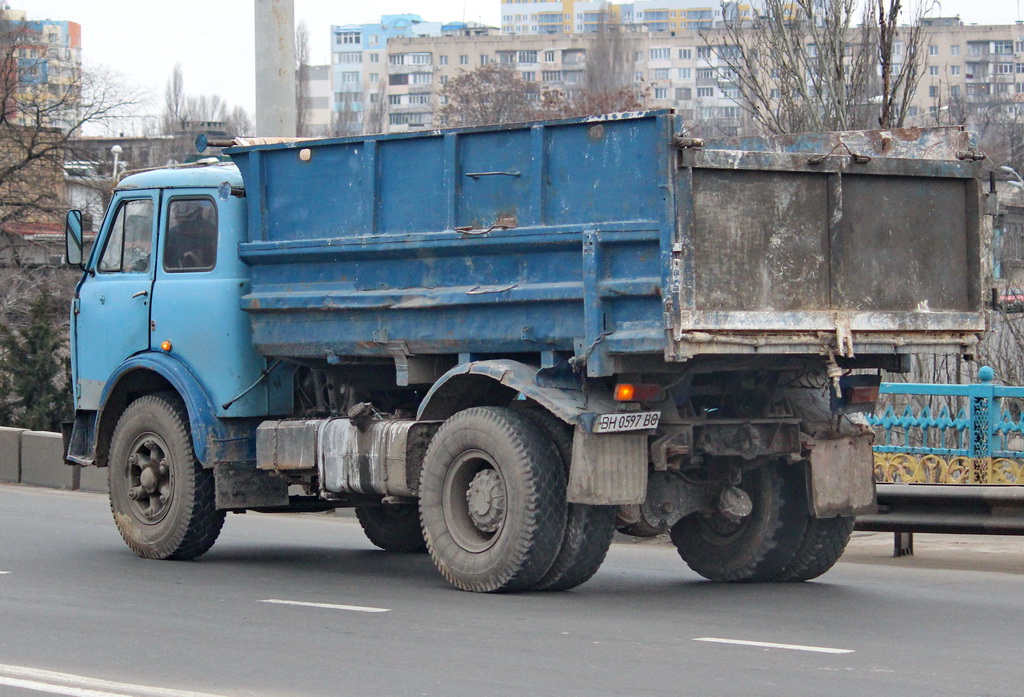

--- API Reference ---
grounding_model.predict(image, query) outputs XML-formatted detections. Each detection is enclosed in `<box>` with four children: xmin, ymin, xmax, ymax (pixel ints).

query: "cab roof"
<box><xmin>115</xmin><ymin>161</ymin><xmax>243</xmax><ymax>191</ymax></box>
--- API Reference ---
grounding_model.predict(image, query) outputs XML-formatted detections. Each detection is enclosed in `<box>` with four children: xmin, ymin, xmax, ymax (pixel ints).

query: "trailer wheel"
<box><xmin>107</xmin><ymin>393</ymin><xmax>225</xmax><ymax>560</ymax></box>
<box><xmin>669</xmin><ymin>462</ymin><xmax>807</xmax><ymax>582</ymax></box>
<box><xmin>419</xmin><ymin>407</ymin><xmax>567</xmax><ymax>593</ymax></box>
<box><xmin>771</xmin><ymin>515</ymin><xmax>854</xmax><ymax>582</ymax></box>
<box><xmin>518</xmin><ymin>408</ymin><xmax>615</xmax><ymax>591</ymax></box>
<box><xmin>356</xmin><ymin>504</ymin><xmax>428</xmax><ymax>553</ymax></box>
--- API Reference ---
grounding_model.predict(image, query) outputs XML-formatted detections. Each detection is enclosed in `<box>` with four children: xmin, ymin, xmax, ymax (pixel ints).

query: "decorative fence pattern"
<box><xmin>867</xmin><ymin>366</ymin><xmax>1024</xmax><ymax>484</ymax></box>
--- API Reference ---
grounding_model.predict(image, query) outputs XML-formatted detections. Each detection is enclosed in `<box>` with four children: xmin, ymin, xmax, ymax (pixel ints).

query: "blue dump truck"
<box><xmin>63</xmin><ymin>111</ymin><xmax>986</xmax><ymax>592</ymax></box>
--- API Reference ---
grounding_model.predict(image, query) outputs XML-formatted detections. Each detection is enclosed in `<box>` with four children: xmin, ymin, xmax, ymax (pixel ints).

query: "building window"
<box><xmin>521</xmin><ymin>71</ymin><xmax>535</xmax><ymax>81</ymax></box>
<box><xmin>369</xmin><ymin>73</ymin><xmax>378</xmax><ymax>82</ymax></box>
<box><xmin>545</xmin><ymin>50</ymin><xmax>555</xmax><ymax>62</ymax></box>
<box><xmin>697</xmin><ymin>68</ymin><xmax>715</xmax><ymax>79</ymax></box>
<box><xmin>950</xmin><ymin>85</ymin><xmax>960</xmax><ymax>97</ymax></box>
<box><xmin>650</xmin><ymin>47</ymin><xmax>670</xmax><ymax>60</ymax></box>
<box><xmin>634</xmin><ymin>71</ymin><xmax>643</xmax><ymax>82</ymax></box>
<box><xmin>929</xmin><ymin>65</ymin><xmax>939</xmax><ymax>76</ymax></box>
<box><xmin>678</xmin><ymin>48</ymin><xmax>692</xmax><ymax>60</ymax></box>
<box><xmin>440</xmin><ymin>74</ymin><xmax>448</xmax><ymax>85</ymax></box>
<box><xmin>678</xmin><ymin>68</ymin><xmax>691</xmax><ymax>79</ymax></box>
<box><xmin>675</xmin><ymin>87</ymin><xmax>691</xmax><ymax>100</ymax></box>
<box><xmin>697</xmin><ymin>87</ymin><xmax>714</xmax><ymax>97</ymax></box>
<box><xmin>654</xmin><ymin>68</ymin><xmax>669</xmax><ymax>80</ymax></box>
<box><xmin>721</xmin><ymin>106</ymin><xmax>740</xmax><ymax>119</ymax></box>
<box><xmin>440</xmin><ymin>55</ymin><xmax>448</xmax><ymax>66</ymax></box>
<box><xmin>340</xmin><ymin>71</ymin><xmax>359</xmax><ymax>83</ymax></box>
<box><xmin>370</xmin><ymin>53</ymin><xmax>379</xmax><ymax>63</ymax></box>
<box><xmin>654</xmin><ymin>87</ymin><xmax>667</xmax><ymax>99</ymax></box>
<box><xmin>950</xmin><ymin>44</ymin><xmax>960</xmax><ymax>55</ymax></box>
<box><xmin>950</xmin><ymin>65</ymin><xmax>960</xmax><ymax>76</ymax></box>
<box><xmin>993</xmin><ymin>40</ymin><xmax>1013</xmax><ymax>55</ymax></box>
<box><xmin>697</xmin><ymin>46</ymin><xmax>711</xmax><ymax>60</ymax></box>
<box><xmin>518</xmin><ymin>50</ymin><xmax>538</xmax><ymax>64</ymax></box>
<box><xmin>542</xmin><ymin>70</ymin><xmax>562</xmax><ymax>82</ymax></box>
<box><xmin>928</xmin><ymin>85</ymin><xmax>938</xmax><ymax>97</ymax></box>
<box><xmin>388</xmin><ymin>95</ymin><xmax>402</xmax><ymax>106</ymax></box>
<box><xmin>460</xmin><ymin>54</ymin><xmax>468</xmax><ymax>65</ymax></box>
<box><xmin>480</xmin><ymin>55</ymin><xmax>489</xmax><ymax>65</ymax></box>
<box><xmin>996</xmin><ymin>63</ymin><xmax>1015</xmax><ymax>74</ymax></box>
<box><xmin>929</xmin><ymin>45</ymin><xmax>938</xmax><ymax>56</ymax></box>
<box><xmin>337</xmin><ymin>52</ymin><xmax>361</xmax><ymax>63</ymax></box>
<box><xmin>338</xmin><ymin>31</ymin><xmax>360</xmax><ymax>45</ymax></box>
<box><xmin>410</xmin><ymin>72</ymin><xmax>432</xmax><ymax>84</ymax></box>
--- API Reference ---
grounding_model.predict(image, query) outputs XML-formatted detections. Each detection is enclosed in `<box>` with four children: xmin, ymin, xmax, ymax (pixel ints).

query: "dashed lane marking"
<box><xmin>0</xmin><ymin>664</ymin><xmax>231</xmax><ymax>697</ymax></box>
<box><xmin>694</xmin><ymin>637</ymin><xmax>854</xmax><ymax>654</ymax></box>
<box><xmin>260</xmin><ymin>598</ymin><xmax>390</xmax><ymax>613</ymax></box>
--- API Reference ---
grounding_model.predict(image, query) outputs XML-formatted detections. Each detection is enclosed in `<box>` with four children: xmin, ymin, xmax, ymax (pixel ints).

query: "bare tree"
<box><xmin>295</xmin><ymin>21</ymin><xmax>311</xmax><ymax>137</ymax></box>
<box><xmin>0</xmin><ymin>14</ymin><xmax>137</xmax><ymax>267</ymax></box>
<box><xmin>437</xmin><ymin>64</ymin><xmax>539</xmax><ymax>128</ymax></box>
<box><xmin>708</xmin><ymin>0</ymin><xmax>930</xmax><ymax>134</ymax></box>
<box><xmin>162</xmin><ymin>63</ymin><xmax>190</xmax><ymax>134</ymax></box>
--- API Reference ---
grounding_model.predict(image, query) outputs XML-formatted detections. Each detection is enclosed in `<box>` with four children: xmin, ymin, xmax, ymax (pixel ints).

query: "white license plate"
<box><xmin>593</xmin><ymin>411</ymin><xmax>661</xmax><ymax>433</ymax></box>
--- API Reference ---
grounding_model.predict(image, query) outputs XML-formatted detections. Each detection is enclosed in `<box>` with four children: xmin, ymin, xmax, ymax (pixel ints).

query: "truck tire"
<box><xmin>771</xmin><ymin>515</ymin><xmax>854</xmax><ymax>582</ymax></box>
<box><xmin>518</xmin><ymin>408</ymin><xmax>615</xmax><ymax>591</ymax></box>
<box><xmin>669</xmin><ymin>462</ymin><xmax>807</xmax><ymax>582</ymax></box>
<box><xmin>355</xmin><ymin>505</ymin><xmax>427</xmax><ymax>553</ymax></box>
<box><xmin>419</xmin><ymin>407</ymin><xmax>567</xmax><ymax>593</ymax></box>
<box><xmin>107</xmin><ymin>393</ymin><xmax>225</xmax><ymax>560</ymax></box>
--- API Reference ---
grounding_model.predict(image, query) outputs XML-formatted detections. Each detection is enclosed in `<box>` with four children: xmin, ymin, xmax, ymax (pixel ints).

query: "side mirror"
<box><xmin>65</xmin><ymin>210</ymin><xmax>84</xmax><ymax>267</ymax></box>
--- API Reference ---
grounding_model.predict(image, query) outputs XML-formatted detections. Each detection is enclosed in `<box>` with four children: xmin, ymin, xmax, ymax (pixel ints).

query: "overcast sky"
<box><xmin>20</xmin><ymin>0</ymin><xmax>1024</xmax><ymax>133</ymax></box>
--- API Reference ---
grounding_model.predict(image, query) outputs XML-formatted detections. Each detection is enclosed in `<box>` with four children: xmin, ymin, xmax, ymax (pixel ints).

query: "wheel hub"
<box><xmin>126</xmin><ymin>437</ymin><xmax>173</xmax><ymax>522</ymax></box>
<box><xmin>465</xmin><ymin>469</ymin><xmax>506</xmax><ymax>533</ymax></box>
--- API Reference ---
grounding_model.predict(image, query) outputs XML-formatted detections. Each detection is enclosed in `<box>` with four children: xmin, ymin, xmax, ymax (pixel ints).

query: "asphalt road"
<box><xmin>1</xmin><ymin>483</ymin><xmax>1022</xmax><ymax>697</ymax></box>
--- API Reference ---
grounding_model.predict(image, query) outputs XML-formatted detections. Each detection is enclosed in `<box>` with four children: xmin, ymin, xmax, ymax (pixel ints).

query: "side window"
<box><xmin>164</xmin><ymin>198</ymin><xmax>218</xmax><ymax>273</ymax></box>
<box><xmin>98</xmin><ymin>199</ymin><xmax>154</xmax><ymax>273</ymax></box>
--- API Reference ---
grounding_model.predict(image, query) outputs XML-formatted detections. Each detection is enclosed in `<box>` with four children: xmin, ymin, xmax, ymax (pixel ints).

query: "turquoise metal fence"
<box><xmin>867</xmin><ymin>366</ymin><xmax>1024</xmax><ymax>484</ymax></box>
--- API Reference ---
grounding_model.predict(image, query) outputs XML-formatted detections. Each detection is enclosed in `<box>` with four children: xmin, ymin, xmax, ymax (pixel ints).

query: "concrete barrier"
<box><xmin>77</xmin><ymin>463</ymin><xmax>109</xmax><ymax>494</ymax></box>
<box><xmin>0</xmin><ymin>426</ymin><xmax>26</xmax><ymax>483</ymax></box>
<box><xmin>20</xmin><ymin>431</ymin><xmax>75</xmax><ymax>489</ymax></box>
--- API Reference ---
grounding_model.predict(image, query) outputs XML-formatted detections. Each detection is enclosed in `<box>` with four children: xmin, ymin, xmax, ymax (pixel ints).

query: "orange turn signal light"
<box><xmin>614</xmin><ymin>383</ymin><xmax>665</xmax><ymax>402</ymax></box>
<box><xmin>160</xmin><ymin>340</ymin><xmax>173</xmax><ymax>352</ymax></box>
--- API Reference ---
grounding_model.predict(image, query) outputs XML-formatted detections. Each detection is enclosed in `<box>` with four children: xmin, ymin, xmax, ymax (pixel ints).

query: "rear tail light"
<box><xmin>614</xmin><ymin>383</ymin><xmax>665</xmax><ymax>402</ymax></box>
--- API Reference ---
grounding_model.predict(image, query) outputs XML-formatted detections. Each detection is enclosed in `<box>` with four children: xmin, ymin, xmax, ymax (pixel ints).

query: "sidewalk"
<box><xmin>842</xmin><ymin>531</ymin><xmax>1024</xmax><ymax>574</ymax></box>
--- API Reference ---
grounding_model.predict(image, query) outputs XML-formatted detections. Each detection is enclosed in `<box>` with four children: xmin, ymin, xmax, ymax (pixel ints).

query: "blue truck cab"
<box><xmin>64</xmin><ymin>112</ymin><xmax>986</xmax><ymax>592</ymax></box>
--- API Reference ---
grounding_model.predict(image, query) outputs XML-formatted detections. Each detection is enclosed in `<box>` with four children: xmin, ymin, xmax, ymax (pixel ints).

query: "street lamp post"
<box><xmin>110</xmin><ymin>144</ymin><xmax>123</xmax><ymax>182</ymax></box>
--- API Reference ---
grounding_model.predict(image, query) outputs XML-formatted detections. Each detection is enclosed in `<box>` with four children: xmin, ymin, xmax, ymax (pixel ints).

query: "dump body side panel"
<box><xmin>230</xmin><ymin>113</ymin><xmax>677</xmax><ymax>376</ymax></box>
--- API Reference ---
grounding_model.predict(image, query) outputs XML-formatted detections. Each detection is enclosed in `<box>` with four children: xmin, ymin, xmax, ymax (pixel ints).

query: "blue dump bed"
<box><xmin>227</xmin><ymin>111</ymin><xmax>985</xmax><ymax>376</ymax></box>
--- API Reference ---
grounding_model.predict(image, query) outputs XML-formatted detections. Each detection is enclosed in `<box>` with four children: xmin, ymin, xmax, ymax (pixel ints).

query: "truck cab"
<box><xmin>66</xmin><ymin>162</ymin><xmax>286</xmax><ymax>471</ymax></box>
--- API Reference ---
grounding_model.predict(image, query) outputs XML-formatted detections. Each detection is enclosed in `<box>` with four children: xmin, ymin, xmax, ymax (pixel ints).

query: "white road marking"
<box><xmin>0</xmin><ymin>664</ymin><xmax>230</xmax><ymax>697</ymax></box>
<box><xmin>260</xmin><ymin>598</ymin><xmax>390</xmax><ymax>613</ymax></box>
<box><xmin>0</xmin><ymin>571</ymin><xmax>10</xmax><ymax>574</ymax></box>
<box><xmin>694</xmin><ymin>637</ymin><xmax>854</xmax><ymax>654</ymax></box>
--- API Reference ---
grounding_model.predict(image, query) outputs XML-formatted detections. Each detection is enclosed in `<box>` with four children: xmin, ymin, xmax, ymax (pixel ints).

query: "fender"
<box><xmin>416</xmin><ymin>359</ymin><xmax>618</xmax><ymax>425</ymax></box>
<box><xmin>80</xmin><ymin>352</ymin><xmax>257</xmax><ymax>468</ymax></box>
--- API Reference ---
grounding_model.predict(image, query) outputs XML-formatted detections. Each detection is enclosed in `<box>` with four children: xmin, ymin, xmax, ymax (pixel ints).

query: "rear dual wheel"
<box><xmin>670</xmin><ymin>461</ymin><xmax>852</xmax><ymax>582</ymax></box>
<box><xmin>419</xmin><ymin>407</ymin><xmax>568</xmax><ymax>593</ymax></box>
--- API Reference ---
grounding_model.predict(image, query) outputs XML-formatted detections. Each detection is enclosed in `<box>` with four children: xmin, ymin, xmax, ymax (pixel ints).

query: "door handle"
<box><xmin>132</xmin><ymin>290</ymin><xmax>149</xmax><ymax>299</ymax></box>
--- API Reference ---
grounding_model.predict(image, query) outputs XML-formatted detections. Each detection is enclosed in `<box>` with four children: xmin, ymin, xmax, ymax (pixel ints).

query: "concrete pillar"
<box><xmin>254</xmin><ymin>0</ymin><xmax>297</xmax><ymax>137</ymax></box>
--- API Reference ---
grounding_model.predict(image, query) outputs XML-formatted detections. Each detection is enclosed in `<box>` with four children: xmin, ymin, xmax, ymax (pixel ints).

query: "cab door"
<box><xmin>72</xmin><ymin>192</ymin><xmax>158</xmax><ymax>410</ymax></box>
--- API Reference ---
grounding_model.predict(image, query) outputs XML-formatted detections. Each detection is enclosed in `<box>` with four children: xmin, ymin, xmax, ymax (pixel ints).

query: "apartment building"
<box><xmin>913</xmin><ymin>21</ymin><xmax>1023</xmax><ymax>124</ymax></box>
<box><xmin>0</xmin><ymin>8</ymin><xmax>82</xmax><ymax>131</ymax></box>
<box><xmin>332</xmin><ymin>10</ymin><xmax>1022</xmax><ymax>139</ymax></box>
<box><xmin>330</xmin><ymin>14</ymin><xmax>495</xmax><ymax>135</ymax></box>
<box><xmin>499</xmin><ymin>0</ymin><xmax>752</xmax><ymax>35</ymax></box>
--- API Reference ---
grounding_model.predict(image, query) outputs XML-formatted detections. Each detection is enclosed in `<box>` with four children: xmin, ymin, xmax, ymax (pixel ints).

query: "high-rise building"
<box><xmin>0</xmin><ymin>8</ymin><xmax>82</xmax><ymax>130</ymax></box>
<box><xmin>499</xmin><ymin>0</ymin><xmax>753</xmax><ymax>35</ymax></box>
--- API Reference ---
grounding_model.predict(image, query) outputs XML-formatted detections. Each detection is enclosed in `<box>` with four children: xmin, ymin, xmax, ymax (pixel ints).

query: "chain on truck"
<box><xmin>62</xmin><ymin>111</ymin><xmax>987</xmax><ymax>592</ymax></box>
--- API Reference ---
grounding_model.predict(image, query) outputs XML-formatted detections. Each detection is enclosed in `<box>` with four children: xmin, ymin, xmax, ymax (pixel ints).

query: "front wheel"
<box><xmin>419</xmin><ymin>407</ymin><xmax>567</xmax><ymax>593</ymax></box>
<box><xmin>670</xmin><ymin>462</ymin><xmax>807</xmax><ymax>582</ymax></box>
<box><xmin>107</xmin><ymin>393</ymin><xmax>225</xmax><ymax>560</ymax></box>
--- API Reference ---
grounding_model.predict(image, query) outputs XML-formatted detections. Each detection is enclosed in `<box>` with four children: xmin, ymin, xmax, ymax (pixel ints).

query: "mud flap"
<box><xmin>568</xmin><ymin>429</ymin><xmax>647</xmax><ymax>505</ymax></box>
<box><xmin>807</xmin><ymin>434</ymin><xmax>876</xmax><ymax>517</ymax></box>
